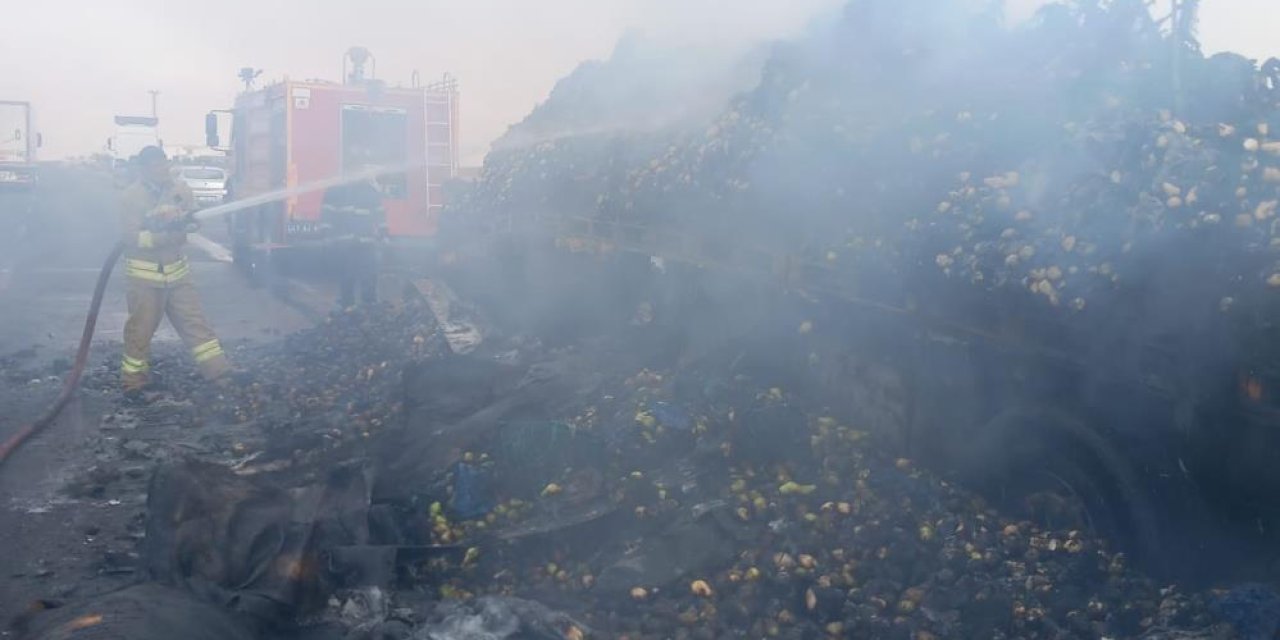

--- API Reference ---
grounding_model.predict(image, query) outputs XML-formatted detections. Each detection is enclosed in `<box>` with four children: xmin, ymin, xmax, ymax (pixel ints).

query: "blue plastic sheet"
<box><xmin>450</xmin><ymin>461</ymin><xmax>494</xmax><ymax>520</ymax></box>
<box><xmin>650</xmin><ymin>401</ymin><xmax>693</xmax><ymax>431</ymax></box>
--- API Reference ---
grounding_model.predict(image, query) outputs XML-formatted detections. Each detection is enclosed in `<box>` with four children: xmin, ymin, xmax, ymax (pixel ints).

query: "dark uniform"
<box><xmin>321</xmin><ymin>180</ymin><xmax>386</xmax><ymax>307</ymax></box>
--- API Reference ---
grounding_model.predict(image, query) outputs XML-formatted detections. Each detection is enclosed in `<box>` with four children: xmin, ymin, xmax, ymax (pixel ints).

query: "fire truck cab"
<box><xmin>207</xmin><ymin>49</ymin><xmax>459</xmax><ymax>281</ymax></box>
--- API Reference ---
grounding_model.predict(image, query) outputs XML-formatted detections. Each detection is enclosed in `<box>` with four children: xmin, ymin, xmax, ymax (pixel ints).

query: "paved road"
<box><xmin>0</xmin><ymin>256</ymin><xmax>321</xmax><ymax>365</ymax></box>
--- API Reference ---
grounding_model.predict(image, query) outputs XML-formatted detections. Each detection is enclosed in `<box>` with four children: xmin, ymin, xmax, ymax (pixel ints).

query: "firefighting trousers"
<box><xmin>337</xmin><ymin>241</ymin><xmax>379</xmax><ymax>307</ymax></box>
<box><xmin>121</xmin><ymin>276</ymin><xmax>230</xmax><ymax>391</ymax></box>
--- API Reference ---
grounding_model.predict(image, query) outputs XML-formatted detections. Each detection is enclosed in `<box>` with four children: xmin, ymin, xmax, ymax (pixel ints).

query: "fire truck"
<box><xmin>206</xmin><ymin>48</ymin><xmax>459</xmax><ymax>279</ymax></box>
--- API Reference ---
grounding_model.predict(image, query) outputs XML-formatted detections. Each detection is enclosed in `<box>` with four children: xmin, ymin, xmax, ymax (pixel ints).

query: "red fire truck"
<box><xmin>206</xmin><ymin>48</ymin><xmax>459</xmax><ymax>278</ymax></box>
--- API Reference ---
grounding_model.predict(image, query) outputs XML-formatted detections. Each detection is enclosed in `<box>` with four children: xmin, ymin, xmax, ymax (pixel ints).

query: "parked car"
<box><xmin>175</xmin><ymin>165</ymin><xmax>227</xmax><ymax>208</ymax></box>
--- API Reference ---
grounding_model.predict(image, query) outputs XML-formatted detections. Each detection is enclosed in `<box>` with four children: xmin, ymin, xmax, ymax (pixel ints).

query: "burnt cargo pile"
<box><xmin>453</xmin><ymin>33</ymin><xmax>770</xmax><ymax>238</ymax></box>
<box><xmin>455</xmin><ymin>0</ymin><xmax>1280</xmax><ymax>367</ymax></box>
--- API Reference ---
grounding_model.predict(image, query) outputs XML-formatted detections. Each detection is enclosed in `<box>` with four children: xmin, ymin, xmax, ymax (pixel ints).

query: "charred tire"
<box><xmin>960</xmin><ymin>405</ymin><xmax>1164</xmax><ymax>573</ymax></box>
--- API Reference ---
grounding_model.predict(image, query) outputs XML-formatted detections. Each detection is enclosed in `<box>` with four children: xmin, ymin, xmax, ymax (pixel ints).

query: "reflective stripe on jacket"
<box><xmin>125</xmin><ymin>257</ymin><xmax>191</xmax><ymax>284</ymax></box>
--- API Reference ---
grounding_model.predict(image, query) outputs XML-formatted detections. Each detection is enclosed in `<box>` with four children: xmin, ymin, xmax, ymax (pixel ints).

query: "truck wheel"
<box><xmin>957</xmin><ymin>405</ymin><xmax>1164</xmax><ymax>574</ymax></box>
<box><xmin>233</xmin><ymin>244</ymin><xmax>265</xmax><ymax>289</ymax></box>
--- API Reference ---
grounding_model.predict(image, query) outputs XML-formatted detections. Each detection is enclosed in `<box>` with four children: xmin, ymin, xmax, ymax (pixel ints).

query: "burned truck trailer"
<box><xmin>208</xmin><ymin>51</ymin><xmax>459</xmax><ymax>280</ymax></box>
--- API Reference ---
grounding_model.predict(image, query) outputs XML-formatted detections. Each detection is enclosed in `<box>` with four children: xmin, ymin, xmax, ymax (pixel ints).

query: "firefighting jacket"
<box><xmin>321</xmin><ymin>181</ymin><xmax>386</xmax><ymax>242</ymax></box>
<box><xmin>118</xmin><ymin>178</ymin><xmax>197</xmax><ymax>286</ymax></box>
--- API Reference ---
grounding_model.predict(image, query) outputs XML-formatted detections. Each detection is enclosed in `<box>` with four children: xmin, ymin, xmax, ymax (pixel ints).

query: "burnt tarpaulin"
<box><xmin>400</xmin><ymin>353</ymin><xmax>520</xmax><ymax>425</ymax></box>
<box><xmin>142</xmin><ymin>459</ymin><xmax>372</xmax><ymax>624</ymax></box>
<box><xmin>377</xmin><ymin>353</ymin><xmax>606</xmax><ymax>504</ymax></box>
<box><xmin>594</xmin><ymin>501</ymin><xmax>750</xmax><ymax>596</ymax></box>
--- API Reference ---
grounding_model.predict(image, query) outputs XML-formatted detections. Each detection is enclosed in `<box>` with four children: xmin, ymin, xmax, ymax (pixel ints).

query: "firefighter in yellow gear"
<box><xmin>117</xmin><ymin>146</ymin><xmax>231</xmax><ymax>396</ymax></box>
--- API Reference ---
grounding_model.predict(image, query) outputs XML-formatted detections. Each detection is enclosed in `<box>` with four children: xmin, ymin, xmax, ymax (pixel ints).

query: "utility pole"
<box><xmin>148</xmin><ymin>90</ymin><xmax>160</xmax><ymax>118</ymax></box>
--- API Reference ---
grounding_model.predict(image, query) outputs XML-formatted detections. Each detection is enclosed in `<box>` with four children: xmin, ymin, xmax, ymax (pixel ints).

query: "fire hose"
<box><xmin>0</xmin><ymin>164</ymin><xmax>413</xmax><ymax>469</ymax></box>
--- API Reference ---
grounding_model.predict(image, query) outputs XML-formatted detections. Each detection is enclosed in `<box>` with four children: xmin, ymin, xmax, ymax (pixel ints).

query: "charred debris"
<box><xmin>15</xmin><ymin>298</ymin><xmax>1240</xmax><ymax>640</ymax></box>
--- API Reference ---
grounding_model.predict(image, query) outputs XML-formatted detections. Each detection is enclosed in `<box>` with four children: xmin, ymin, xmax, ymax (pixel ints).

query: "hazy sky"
<box><xmin>4</xmin><ymin>1</ymin><xmax>1278</xmax><ymax>165</ymax></box>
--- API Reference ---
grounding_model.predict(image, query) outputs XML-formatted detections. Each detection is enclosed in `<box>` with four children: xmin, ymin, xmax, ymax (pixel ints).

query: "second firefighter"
<box><xmin>321</xmin><ymin>174</ymin><xmax>387</xmax><ymax>308</ymax></box>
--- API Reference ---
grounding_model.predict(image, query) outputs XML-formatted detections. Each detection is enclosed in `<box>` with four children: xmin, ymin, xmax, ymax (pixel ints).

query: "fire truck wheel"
<box><xmin>233</xmin><ymin>244</ymin><xmax>266</xmax><ymax>289</ymax></box>
<box><xmin>958</xmin><ymin>405</ymin><xmax>1164</xmax><ymax>574</ymax></box>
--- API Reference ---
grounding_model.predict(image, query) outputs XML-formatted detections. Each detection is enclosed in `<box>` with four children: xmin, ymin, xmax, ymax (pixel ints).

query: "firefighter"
<box><xmin>118</xmin><ymin>145</ymin><xmax>231</xmax><ymax>400</ymax></box>
<box><xmin>320</xmin><ymin>167</ymin><xmax>387</xmax><ymax>308</ymax></box>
